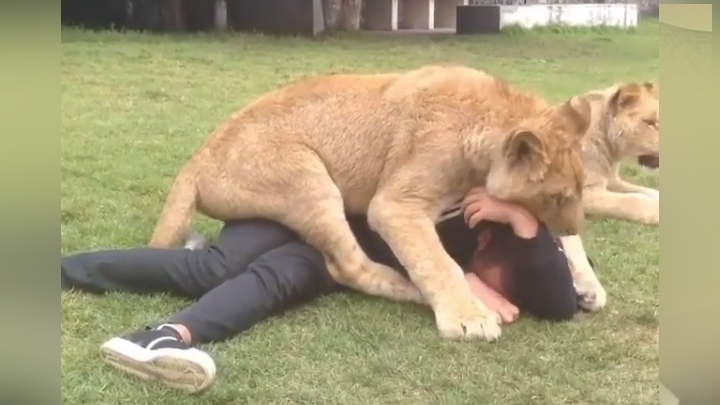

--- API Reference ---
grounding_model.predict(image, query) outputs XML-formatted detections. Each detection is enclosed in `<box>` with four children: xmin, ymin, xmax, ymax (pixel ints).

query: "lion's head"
<box><xmin>486</xmin><ymin>96</ymin><xmax>591</xmax><ymax>236</ymax></box>
<box><xmin>610</xmin><ymin>82</ymin><xmax>660</xmax><ymax>169</ymax></box>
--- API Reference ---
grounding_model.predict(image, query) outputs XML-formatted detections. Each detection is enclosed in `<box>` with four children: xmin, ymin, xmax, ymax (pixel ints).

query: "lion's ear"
<box><xmin>610</xmin><ymin>83</ymin><xmax>643</xmax><ymax>109</ymax></box>
<box><xmin>644</xmin><ymin>81</ymin><xmax>659</xmax><ymax>98</ymax></box>
<box><xmin>556</xmin><ymin>96</ymin><xmax>592</xmax><ymax>138</ymax></box>
<box><xmin>502</xmin><ymin>129</ymin><xmax>548</xmax><ymax>181</ymax></box>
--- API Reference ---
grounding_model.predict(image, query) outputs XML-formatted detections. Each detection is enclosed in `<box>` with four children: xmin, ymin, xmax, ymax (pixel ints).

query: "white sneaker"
<box><xmin>100</xmin><ymin>324</ymin><xmax>216</xmax><ymax>393</ymax></box>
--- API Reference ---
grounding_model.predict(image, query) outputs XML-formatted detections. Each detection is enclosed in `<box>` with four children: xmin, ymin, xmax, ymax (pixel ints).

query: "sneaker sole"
<box><xmin>100</xmin><ymin>337</ymin><xmax>216</xmax><ymax>394</ymax></box>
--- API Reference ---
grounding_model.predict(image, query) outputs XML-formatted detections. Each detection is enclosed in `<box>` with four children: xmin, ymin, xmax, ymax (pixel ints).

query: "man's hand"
<box><xmin>462</xmin><ymin>187</ymin><xmax>538</xmax><ymax>239</ymax></box>
<box><xmin>463</xmin><ymin>187</ymin><xmax>517</xmax><ymax>226</ymax></box>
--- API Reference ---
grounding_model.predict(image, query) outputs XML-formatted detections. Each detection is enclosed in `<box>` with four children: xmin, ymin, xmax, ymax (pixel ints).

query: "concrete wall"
<box><xmin>363</xmin><ymin>0</ymin><xmax>649</xmax><ymax>32</ymax></box>
<box><xmin>399</xmin><ymin>0</ymin><xmax>433</xmax><ymax>28</ymax></box>
<box><xmin>363</xmin><ymin>0</ymin><xmax>398</xmax><ymax>29</ymax></box>
<box><xmin>637</xmin><ymin>0</ymin><xmax>658</xmax><ymax>17</ymax></box>
<box><xmin>434</xmin><ymin>0</ymin><xmax>468</xmax><ymax>28</ymax></box>
<box><xmin>498</xmin><ymin>3</ymin><xmax>638</xmax><ymax>29</ymax></box>
<box><xmin>376</xmin><ymin>0</ymin><xmax>466</xmax><ymax>30</ymax></box>
<box><xmin>469</xmin><ymin>0</ymin><xmax>658</xmax><ymax>18</ymax></box>
<box><xmin>227</xmin><ymin>0</ymin><xmax>322</xmax><ymax>35</ymax></box>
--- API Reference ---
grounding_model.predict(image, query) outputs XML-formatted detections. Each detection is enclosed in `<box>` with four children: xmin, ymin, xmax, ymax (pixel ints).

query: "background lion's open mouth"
<box><xmin>638</xmin><ymin>154</ymin><xmax>660</xmax><ymax>169</ymax></box>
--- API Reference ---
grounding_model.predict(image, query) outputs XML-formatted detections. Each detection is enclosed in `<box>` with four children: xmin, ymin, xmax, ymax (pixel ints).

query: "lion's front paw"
<box><xmin>643</xmin><ymin>189</ymin><xmax>659</xmax><ymax>200</ymax></box>
<box><xmin>434</xmin><ymin>299</ymin><xmax>502</xmax><ymax>342</ymax></box>
<box><xmin>644</xmin><ymin>203</ymin><xmax>660</xmax><ymax>224</ymax></box>
<box><xmin>637</xmin><ymin>194</ymin><xmax>660</xmax><ymax>224</ymax></box>
<box><xmin>575</xmin><ymin>278</ymin><xmax>607</xmax><ymax>312</ymax></box>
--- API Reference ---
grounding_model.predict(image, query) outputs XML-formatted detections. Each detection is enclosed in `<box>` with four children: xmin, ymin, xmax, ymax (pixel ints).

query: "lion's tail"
<box><xmin>149</xmin><ymin>162</ymin><xmax>198</xmax><ymax>248</ymax></box>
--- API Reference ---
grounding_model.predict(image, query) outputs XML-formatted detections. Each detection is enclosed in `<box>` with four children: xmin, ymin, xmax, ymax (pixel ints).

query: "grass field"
<box><xmin>61</xmin><ymin>21</ymin><xmax>660</xmax><ymax>405</ymax></box>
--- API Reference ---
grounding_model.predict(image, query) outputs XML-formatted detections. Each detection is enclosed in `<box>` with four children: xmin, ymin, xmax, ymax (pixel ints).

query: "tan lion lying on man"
<box><xmin>148</xmin><ymin>64</ymin><xmax>592</xmax><ymax>342</ymax></box>
<box><xmin>558</xmin><ymin>80</ymin><xmax>659</xmax><ymax>312</ymax></box>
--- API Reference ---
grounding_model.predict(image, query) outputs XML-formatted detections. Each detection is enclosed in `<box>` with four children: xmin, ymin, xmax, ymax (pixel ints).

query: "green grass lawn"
<box><xmin>61</xmin><ymin>21</ymin><xmax>660</xmax><ymax>405</ymax></box>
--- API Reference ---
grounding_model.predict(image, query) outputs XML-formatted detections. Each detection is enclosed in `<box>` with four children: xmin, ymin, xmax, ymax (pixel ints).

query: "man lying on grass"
<box><xmin>61</xmin><ymin>187</ymin><xmax>590</xmax><ymax>394</ymax></box>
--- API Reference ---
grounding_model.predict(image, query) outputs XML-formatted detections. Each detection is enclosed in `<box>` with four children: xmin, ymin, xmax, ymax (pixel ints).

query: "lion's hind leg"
<box><xmin>257</xmin><ymin>147</ymin><xmax>425</xmax><ymax>304</ymax></box>
<box><xmin>322</xmin><ymin>253</ymin><xmax>426</xmax><ymax>304</ymax></box>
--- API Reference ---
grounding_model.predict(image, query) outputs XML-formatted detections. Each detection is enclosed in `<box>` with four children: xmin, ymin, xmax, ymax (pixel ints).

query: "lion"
<box><xmin>148</xmin><ymin>64</ymin><xmax>591</xmax><ymax>342</ymax></box>
<box><xmin>578</xmin><ymin>81</ymin><xmax>660</xmax><ymax>224</ymax></box>
<box><xmin>558</xmin><ymin>81</ymin><xmax>659</xmax><ymax>312</ymax></box>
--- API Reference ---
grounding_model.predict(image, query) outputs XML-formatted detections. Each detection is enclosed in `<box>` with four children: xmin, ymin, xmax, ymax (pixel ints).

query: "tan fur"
<box><xmin>577</xmin><ymin>81</ymin><xmax>660</xmax><ymax>224</ymax></box>
<box><xmin>559</xmin><ymin>81</ymin><xmax>659</xmax><ymax>312</ymax></box>
<box><xmin>149</xmin><ymin>64</ymin><xmax>591</xmax><ymax>341</ymax></box>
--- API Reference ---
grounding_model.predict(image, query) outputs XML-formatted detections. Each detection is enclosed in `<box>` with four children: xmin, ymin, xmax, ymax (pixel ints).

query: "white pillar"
<box><xmin>391</xmin><ymin>0</ymin><xmax>398</xmax><ymax>30</ymax></box>
<box><xmin>214</xmin><ymin>0</ymin><xmax>227</xmax><ymax>31</ymax></box>
<box><xmin>428</xmin><ymin>0</ymin><xmax>435</xmax><ymax>30</ymax></box>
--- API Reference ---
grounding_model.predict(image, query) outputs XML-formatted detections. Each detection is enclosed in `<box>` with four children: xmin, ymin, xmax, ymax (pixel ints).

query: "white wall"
<box><xmin>499</xmin><ymin>3</ymin><xmax>638</xmax><ymax>29</ymax></box>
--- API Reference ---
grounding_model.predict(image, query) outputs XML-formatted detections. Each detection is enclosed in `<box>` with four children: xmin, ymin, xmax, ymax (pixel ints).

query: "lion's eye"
<box><xmin>645</xmin><ymin>119</ymin><xmax>659</xmax><ymax>130</ymax></box>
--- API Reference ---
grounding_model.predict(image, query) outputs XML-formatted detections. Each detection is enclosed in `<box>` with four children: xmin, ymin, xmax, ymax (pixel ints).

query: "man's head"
<box><xmin>486</xmin><ymin>96</ymin><xmax>591</xmax><ymax>236</ymax></box>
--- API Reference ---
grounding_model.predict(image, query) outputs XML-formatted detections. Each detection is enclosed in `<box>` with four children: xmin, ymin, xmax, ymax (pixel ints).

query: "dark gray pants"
<box><xmin>61</xmin><ymin>220</ymin><xmax>339</xmax><ymax>344</ymax></box>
